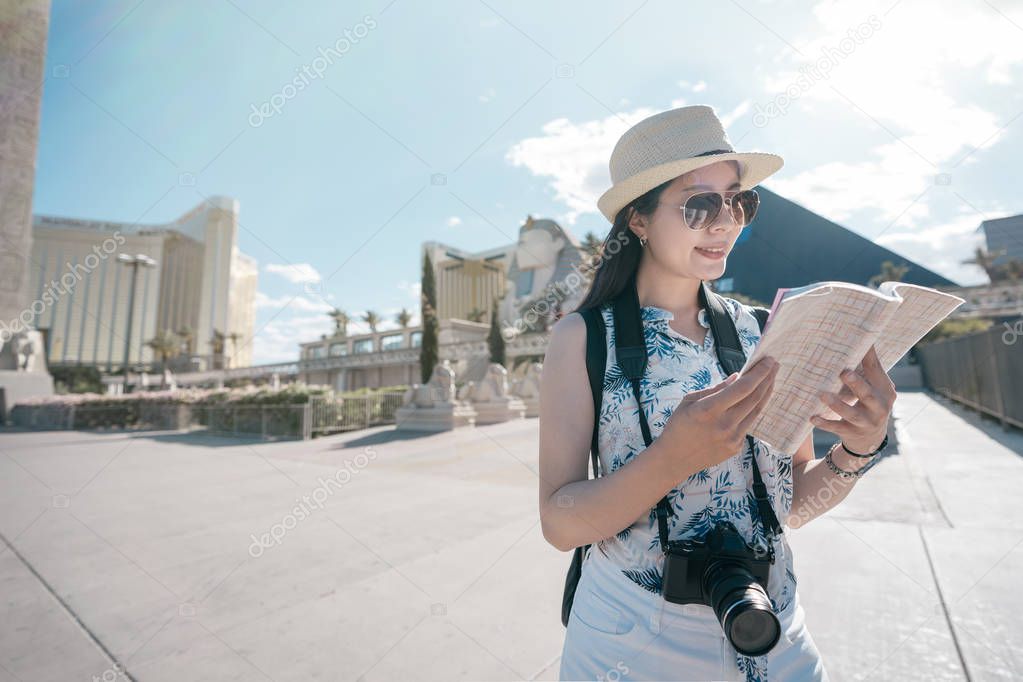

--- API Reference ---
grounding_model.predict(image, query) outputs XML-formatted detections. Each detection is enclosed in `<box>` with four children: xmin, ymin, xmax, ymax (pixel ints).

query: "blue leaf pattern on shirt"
<box><xmin>593</xmin><ymin>298</ymin><xmax>798</xmax><ymax>682</ymax></box>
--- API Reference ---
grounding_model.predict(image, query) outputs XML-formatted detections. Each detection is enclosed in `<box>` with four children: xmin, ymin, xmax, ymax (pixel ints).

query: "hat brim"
<box><xmin>596</xmin><ymin>152</ymin><xmax>784</xmax><ymax>223</ymax></box>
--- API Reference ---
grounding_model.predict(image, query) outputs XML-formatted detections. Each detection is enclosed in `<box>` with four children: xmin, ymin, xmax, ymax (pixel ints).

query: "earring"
<box><xmin>639</xmin><ymin>235</ymin><xmax>648</xmax><ymax>247</ymax></box>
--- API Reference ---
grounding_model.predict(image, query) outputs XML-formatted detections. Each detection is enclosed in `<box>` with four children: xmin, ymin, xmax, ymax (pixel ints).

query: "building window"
<box><xmin>380</xmin><ymin>334</ymin><xmax>403</xmax><ymax>351</ymax></box>
<box><xmin>309</xmin><ymin>345</ymin><xmax>327</xmax><ymax>359</ymax></box>
<box><xmin>353</xmin><ymin>338</ymin><xmax>374</xmax><ymax>354</ymax></box>
<box><xmin>410</xmin><ymin>331</ymin><xmax>422</xmax><ymax>348</ymax></box>
<box><xmin>329</xmin><ymin>343</ymin><xmax>348</xmax><ymax>356</ymax></box>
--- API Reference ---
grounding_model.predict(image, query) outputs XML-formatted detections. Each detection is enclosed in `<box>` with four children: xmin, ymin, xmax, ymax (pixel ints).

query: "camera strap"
<box><xmin>611</xmin><ymin>274</ymin><xmax>784</xmax><ymax>555</ymax></box>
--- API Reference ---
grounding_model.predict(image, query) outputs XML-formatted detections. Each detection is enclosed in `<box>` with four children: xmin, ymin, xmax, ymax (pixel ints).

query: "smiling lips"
<box><xmin>695</xmin><ymin>245</ymin><xmax>727</xmax><ymax>259</ymax></box>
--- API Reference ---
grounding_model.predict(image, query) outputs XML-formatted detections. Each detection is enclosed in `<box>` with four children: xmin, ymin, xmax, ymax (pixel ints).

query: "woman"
<box><xmin>539</xmin><ymin>105</ymin><xmax>896</xmax><ymax>681</ymax></box>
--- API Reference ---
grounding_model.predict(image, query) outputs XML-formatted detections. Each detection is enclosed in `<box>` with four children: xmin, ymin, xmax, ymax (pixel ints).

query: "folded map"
<box><xmin>737</xmin><ymin>281</ymin><xmax>966</xmax><ymax>453</ymax></box>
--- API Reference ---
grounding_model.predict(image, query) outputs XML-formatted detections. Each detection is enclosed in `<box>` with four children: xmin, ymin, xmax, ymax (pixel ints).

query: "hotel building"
<box><xmin>29</xmin><ymin>196</ymin><xmax>257</xmax><ymax>371</ymax></box>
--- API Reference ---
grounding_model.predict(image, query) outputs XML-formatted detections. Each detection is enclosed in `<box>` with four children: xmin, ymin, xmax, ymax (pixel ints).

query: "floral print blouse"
<box><xmin>592</xmin><ymin>296</ymin><xmax>798</xmax><ymax>681</ymax></box>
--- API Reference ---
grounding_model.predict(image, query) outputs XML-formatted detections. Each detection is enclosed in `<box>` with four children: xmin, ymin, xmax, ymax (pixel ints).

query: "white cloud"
<box><xmin>719</xmin><ymin>100</ymin><xmax>752</xmax><ymax>131</ymax></box>
<box><xmin>505</xmin><ymin>107</ymin><xmax>663</xmax><ymax>224</ymax></box>
<box><xmin>760</xmin><ymin>0</ymin><xmax>1020</xmax><ymax>227</ymax></box>
<box><xmin>397</xmin><ymin>279</ymin><xmax>421</xmax><ymax>300</ymax></box>
<box><xmin>478</xmin><ymin>87</ymin><xmax>496</xmax><ymax>103</ymax></box>
<box><xmin>874</xmin><ymin>213</ymin><xmax>990</xmax><ymax>285</ymax></box>
<box><xmin>254</xmin><ymin>291</ymin><xmax>333</xmax><ymax>313</ymax></box>
<box><xmin>678</xmin><ymin>79</ymin><xmax>708</xmax><ymax>93</ymax></box>
<box><xmin>251</xmin><ymin>313</ymin><xmax>333</xmax><ymax>364</ymax></box>
<box><xmin>504</xmin><ymin>96</ymin><xmax>742</xmax><ymax>224</ymax></box>
<box><xmin>264</xmin><ymin>262</ymin><xmax>322</xmax><ymax>284</ymax></box>
<box><xmin>751</xmin><ymin>0</ymin><xmax>1023</xmax><ymax>281</ymax></box>
<box><xmin>446</xmin><ymin>216</ymin><xmax>462</xmax><ymax>227</ymax></box>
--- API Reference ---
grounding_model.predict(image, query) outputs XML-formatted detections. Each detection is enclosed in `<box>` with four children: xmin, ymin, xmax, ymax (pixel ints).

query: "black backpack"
<box><xmin>560</xmin><ymin>280</ymin><xmax>772</xmax><ymax>627</ymax></box>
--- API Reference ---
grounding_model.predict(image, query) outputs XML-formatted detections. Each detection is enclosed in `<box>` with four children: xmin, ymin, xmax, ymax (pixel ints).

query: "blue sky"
<box><xmin>33</xmin><ymin>0</ymin><xmax>1023</xmax><ymax>363</ymax></box>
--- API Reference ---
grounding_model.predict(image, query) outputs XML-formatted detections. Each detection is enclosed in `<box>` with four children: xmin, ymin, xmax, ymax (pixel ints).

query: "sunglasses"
<box><xmin>659</xmin><ymin>189</ymin><xmax>760</xmax><ymax>230</ymax></box>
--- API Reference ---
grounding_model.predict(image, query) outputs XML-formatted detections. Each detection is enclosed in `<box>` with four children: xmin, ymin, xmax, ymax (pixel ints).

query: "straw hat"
<box><xmin>597</xmin><ymin>104</ymin><xmax>784</xmax><ymax>222</ymax></box>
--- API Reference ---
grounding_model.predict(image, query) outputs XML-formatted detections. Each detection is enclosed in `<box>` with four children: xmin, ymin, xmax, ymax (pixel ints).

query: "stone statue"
<box><xmin>472</xmin><ymin>363</ymin><xmax>510</xmax><ymax>402</ymax></box>
<box><xmin>395</xmin><ymin>360</ymin><xmax>475</xmax><ymax>432</ymax></box>
<box><xmin>515</xmin><ymin>362</ymin><xmax>542</xmax><ymax>399</ymax></box>
<box><xmin>12</xmin><ymin>330</ymin><xmax>45</xmax><ymax>373</ymax></box>
<box><xmin>404</xmin><ymin>361</ymin><xmax>457</xmax><ymax>407</ymax></box>
<box><xmin>513</xmin><ymin>362</ymin><xmax>543</xmax><ymax>418</ymax></box>
<box><xmin>458</xmin><ymin>363</ymin><xmax>526</xmax><ymax>425</ymax></box>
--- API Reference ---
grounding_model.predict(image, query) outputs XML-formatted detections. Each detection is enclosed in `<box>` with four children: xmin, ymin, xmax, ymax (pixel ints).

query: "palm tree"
<box><xmin>363</xmin><ymin>310</ymin><xmax>380</xmax><ymax>334</ymax></box>
<box><xmin>868</xmin><ymin>260</ymin><xmax>910</xmax><ymax>288</ymax></box>
<box><xmin>209</xmin><ymin>330</ymin><xmax>225</xmax><ymax>369</ymax></box>
<box><xmin>396</xmin><ymin>308</ymin><xmax>413</xmax><ymax>328</ymax></box>
<box><xmin>146</xmin><ymin>330</ymin><xmax>178</xmax><ymax>373</ymax></box>
<box><xmin>581</xmin><ymin>231</ymin><xmax>603</xmax><ymax>259</ymax></box>
<box><xmin>328</xmin><ymin>308</ymin><xmax>349</xmax><ymax>337</ymax></box>
<box><xmin>227</xmin><ymin>332</ymin><xmax>242</xmax><ymax>369</ymax></box>
<box><xmin>1004</xmin><ymin>258</ymin><xmax>1023</xmax><ymax>281</ymax></box>
<box><xmin>176</xmin><ymin>325</ymin><xmax>194</xmax><ymax>355</ymax></box>
<box><xmin>962</xmin><ymin>246</ymin><xmax>1007</xmax><ymax>283</ymax></box>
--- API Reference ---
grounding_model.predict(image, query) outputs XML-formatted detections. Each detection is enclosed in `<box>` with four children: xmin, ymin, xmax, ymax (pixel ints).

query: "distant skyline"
<box><xmin>32</xmin><ymin>0</ymin><xmax>1023</xmax><ymax>363</ymax></box>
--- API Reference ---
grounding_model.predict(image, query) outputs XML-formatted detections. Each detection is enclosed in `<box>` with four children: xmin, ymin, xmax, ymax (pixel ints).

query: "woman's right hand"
<box><xmin>658</xmin><ymin>357</ymin><xmax>780</xmax><ymax>477</ymax></box>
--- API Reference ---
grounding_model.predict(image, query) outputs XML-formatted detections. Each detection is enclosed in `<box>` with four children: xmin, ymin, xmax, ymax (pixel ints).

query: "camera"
<box><xmin>661</xmin><ymin>521</ymin><xmax>781</xmax><ymax>656</ymax></box>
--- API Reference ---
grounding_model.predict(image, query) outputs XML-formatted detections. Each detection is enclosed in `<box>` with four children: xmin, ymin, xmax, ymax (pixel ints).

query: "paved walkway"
<box><xmin>0</xmin><ymin>389</ymin><xmax>1020</xmax><ymax>681</ymax></box>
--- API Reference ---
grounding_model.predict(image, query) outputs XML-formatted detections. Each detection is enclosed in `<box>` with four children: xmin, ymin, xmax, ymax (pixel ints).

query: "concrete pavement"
<box><xmin>0</xmin><ymin>389</ymin><xmax>1020</xmax><ymax>681</ymax></box>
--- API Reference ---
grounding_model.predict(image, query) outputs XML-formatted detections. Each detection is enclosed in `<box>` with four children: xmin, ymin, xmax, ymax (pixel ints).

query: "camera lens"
<box><xmin>704</xmin><ymin>563</ymin><xmax>781</xmax><ymax>657</ymax></box>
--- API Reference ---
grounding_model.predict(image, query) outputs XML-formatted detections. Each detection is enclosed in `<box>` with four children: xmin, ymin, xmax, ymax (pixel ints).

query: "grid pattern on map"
<box><xmin>739</xmin><ymin>283</ymin><xmax>964</xmax><ymax>453</ymax></box>
<box><xmin>874</xmin><ymin>285</ymin><xmax>966</xmax><ymax>372</ymax></box>
<box><xmin>746</xmin><ymin>291</ymin><xmax>895</xmax><ymax>452</ymax></box>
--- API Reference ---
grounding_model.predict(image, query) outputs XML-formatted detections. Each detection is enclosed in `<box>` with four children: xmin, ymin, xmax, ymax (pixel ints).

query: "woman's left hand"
<box><xmin>810</xmin><ymin>345</ymin><xmax>897</xmax><ymax>454</ymax></box>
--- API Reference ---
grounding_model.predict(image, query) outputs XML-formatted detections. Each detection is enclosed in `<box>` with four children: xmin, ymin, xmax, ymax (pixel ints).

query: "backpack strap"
<box><xmin>751</xmin><ymin>306</ymin><xmax>770</xmax><ymax>334</ymax></box>
<box><xmin>700</xmin><ymin>284</ymin><xmax>783</xmax><ymax>545</ymax></box>
<box><xmin>579</xmin><ymin>306</ymin><xmax>607</xmax><ymax>476</ymax></box>
<box><xmin>612</xmin><ymin>274</ymin><xmax>675</xmax><ymax>549</ymax></box>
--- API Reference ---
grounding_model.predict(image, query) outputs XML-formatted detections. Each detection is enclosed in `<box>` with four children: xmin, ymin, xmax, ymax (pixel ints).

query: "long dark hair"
<box><xmin>574</xmin><ymin>178</ymin><xmax>674</xmax><ymax>313</ymax></box>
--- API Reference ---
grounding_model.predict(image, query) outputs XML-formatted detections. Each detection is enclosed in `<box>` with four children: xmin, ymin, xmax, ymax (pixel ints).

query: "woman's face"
<box><xmin>629</xmin><ymin>160</ymin><xmax>744</xmax><ymax>280</ymax></box>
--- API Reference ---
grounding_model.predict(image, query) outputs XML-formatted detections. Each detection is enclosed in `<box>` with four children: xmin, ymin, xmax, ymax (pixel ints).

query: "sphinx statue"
<box><xmin>512</xmin><ymin>362</ymin><xmax>542</xmax><ymax>417</ymax></box>
<box><xmin>459</xmin><ymin>363</ymin><xmax>526</xmax><ymax>425</ymax></box>
<box><xmin>0</xmin><ymin>328</ymin><xmax>55</xmax><ymax>422</ymax></box>
<box><xmin>4</xmin><ymin>330</ymin><xmax>47</xmax><ymax>373</ymax></box>
<box><xmin>405</xmin><ymin>361</ymin><xmax>457</xmax><ymax>407</ymax></box>
<box><xmin>396</xmin><ymin>360</ymin><xmax>476</xmax><ymax>432</ymax></box>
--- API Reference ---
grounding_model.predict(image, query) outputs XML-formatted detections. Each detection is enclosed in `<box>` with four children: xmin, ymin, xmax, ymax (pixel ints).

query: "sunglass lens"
<box><xmin>683</xmin><ymin>193</ymin><xmax>723</xmax><ymax>230</ymax></box>
<box><xmin>731</xmin><ymin>190</ymin><xmax>759</xmax><ymax>226</ymax></box>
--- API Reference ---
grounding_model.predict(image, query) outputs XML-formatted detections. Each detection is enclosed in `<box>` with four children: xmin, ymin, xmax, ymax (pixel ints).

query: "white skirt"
<box><xmin>559</xmin><ymin>550</ymin><xmax>830</xmax><ymax>682</ymax></box>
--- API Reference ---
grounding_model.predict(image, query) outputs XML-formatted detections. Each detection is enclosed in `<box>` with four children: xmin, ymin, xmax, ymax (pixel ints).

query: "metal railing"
<box><xmin>197</xmin><ymin>404</ymin><xmax>309</xmax><ymax>440</ymax></box>
<box><xmin>307</xmin><ymin>392</ymin><xmax>405</xmax><ymax>436</ymax></box>
<box><xmin>918</xmin><ymin>319</ymin><xmax>1023</xmax><ymax>430</ymax></box>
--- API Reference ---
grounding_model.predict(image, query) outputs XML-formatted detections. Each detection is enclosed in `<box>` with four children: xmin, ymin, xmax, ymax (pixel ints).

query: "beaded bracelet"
<box><xmin>823</xmin><ymin>440</ymin><xmax>879</xmax><ymax>479</ymax></box>
<box><xmin>823</xmin><ymin>443</ymin><xmax>860</xmax><ymax>479</ymax></box>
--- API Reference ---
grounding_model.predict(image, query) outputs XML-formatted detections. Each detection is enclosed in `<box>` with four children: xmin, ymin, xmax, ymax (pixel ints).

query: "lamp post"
<box><xmin>117</xmin><ymin>253</ymin><xmax>157</xmax><ymax>393</ymax></box>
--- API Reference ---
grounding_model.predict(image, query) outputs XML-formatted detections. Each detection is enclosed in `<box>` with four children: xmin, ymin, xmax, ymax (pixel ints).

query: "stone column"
<box><xmin>0</xmin><ymin>1</ymin><xmax>54</xmax><ymax>418</ymax></box>
<box><xmin>0</xmin><ymin>1</ymin><xmax>48</xmax><ymax>336</ymax></box>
